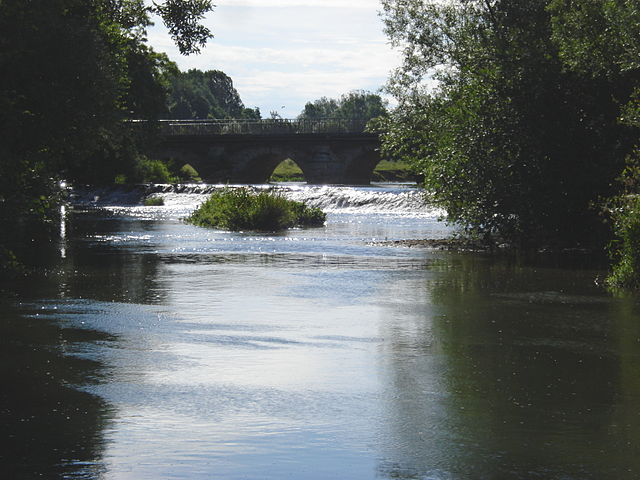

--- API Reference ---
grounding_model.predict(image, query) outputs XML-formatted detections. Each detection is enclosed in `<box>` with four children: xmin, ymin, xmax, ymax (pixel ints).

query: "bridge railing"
<box><xmin>154</xmin><ymin>117</ymin><xmax>371</xmax><ymax>135</ymax></box>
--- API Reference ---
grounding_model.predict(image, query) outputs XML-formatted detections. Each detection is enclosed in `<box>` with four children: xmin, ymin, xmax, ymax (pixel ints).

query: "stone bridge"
<box><xmin>150</xmin><ymin>118</ymin><xmax>381</xmax><ymax>184</ymax></box>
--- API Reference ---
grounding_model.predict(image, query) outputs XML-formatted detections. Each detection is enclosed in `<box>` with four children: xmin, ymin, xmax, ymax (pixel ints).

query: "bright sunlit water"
<box><xmin>2</xmin><ymin>184</ymin><xmax>640</xmax><ymax>479</ymax></box>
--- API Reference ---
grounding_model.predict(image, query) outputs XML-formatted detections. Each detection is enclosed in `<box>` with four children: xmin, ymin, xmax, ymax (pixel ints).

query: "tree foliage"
<box><xmin>606</xmin><ymin>195</ymin><xmax>640</xmax><ymax>291</ymax></box>
<box><xmin>153</xmin><ymin>0</ymin><xmax>213</xmax><ymax>55</ymax></box>
<box><xmin>548</xmin><ymin>0</ymin><xmax>640</xmax><ymax>77</ymax></box>
<box><xmin>298</xmin><ymin>90</ymin><xmax>388</xmax><ymax>121</ymax></box>
<box><xmin>546</xmin><ymin>1</ymin><xmax>640</xmax><ymax>288</ymax></box>
<box><xmin>165</xmin><ymin>69</ymin><xmax>261</xmax><ymax>120</ymax></box>
<box><xmin>379</xmin><ymin>0</ymin><xmax>639</xmax><ymax>248</ymax></box>
<box><xmin>0</xmin><ymin>0</ymin><xmax>213</xmax><ymax>270</ymax></box>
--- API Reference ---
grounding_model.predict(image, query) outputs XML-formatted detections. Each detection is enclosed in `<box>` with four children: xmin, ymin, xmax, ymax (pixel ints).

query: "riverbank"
<box><xmin>373</xmin><ymin>237</ymin><xmax>602</xmax><ymax>254</ymax></box>
<box><xmin>268</xmin><ymin>159</ymin><xmax>418</xmax><ymax>183</ymax></box>
<box><xmin>371</xmin><ymin>237</ymin><xmax>487</xmax><ymax>251</ymax></box>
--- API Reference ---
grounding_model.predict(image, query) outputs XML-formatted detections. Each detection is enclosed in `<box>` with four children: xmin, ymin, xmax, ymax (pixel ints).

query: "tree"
<box><xmin>298</xmin><ymin>90</ymin><xmax>387</xmax><ymax>122</ymax></box>
<box><xmin>548</xmin><ymin>0</ymin><xmax>640</xmax><ymax>136</ymax></box>
<box><xmin>546</xmin><ymin>1</ymin><xmax>640</xmax><ymax>287</ymax></box>
<box><xmin>379</xmin><ymin>0</ymin><xmax>638</xmax><ymax>247</ymax></box>
<box><xmin>153</xmin><ymin>0</ymin><xmax>213</xmax><ymax>55</ymax></box>
<box><xmin>298</xmin><ymin>97</ymin><xmax>340</xmax><ymax>119</ymax></box>
<box><xmin>166</xmin><ymin>69</ymin><xmax>261</xmax><ymax>119</ymax></box>
<box><xmin>548</xmin><ymin>0</ymin><xmax>640</xmax><ymax>78</ymax></box>
<box><xmin>0</xmin><ymin>0</ymin><xmax>214</xmax><ymax>270</ymax></box>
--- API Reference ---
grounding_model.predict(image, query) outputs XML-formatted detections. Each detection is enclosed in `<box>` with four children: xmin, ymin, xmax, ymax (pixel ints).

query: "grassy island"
<box><xmin>187</xmin><ymin>188</ymin><xmax>326</xmax><ymax>231</ymax></box>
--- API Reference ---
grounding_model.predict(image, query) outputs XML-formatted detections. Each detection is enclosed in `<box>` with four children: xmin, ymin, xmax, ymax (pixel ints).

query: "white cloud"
<box><xmin>173</xmin><ymin>43</ymin><xmax>397</xmax><ymax>73</ymax></box>
<box><xmin>147</xmin><ymin>2</ymin><xmax>401</xmax><ymax>116</ymax></box>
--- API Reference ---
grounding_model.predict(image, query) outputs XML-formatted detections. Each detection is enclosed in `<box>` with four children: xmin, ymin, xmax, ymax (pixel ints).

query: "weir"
<box><xmin>149</xmin><ymin>118</ymin><xmax>381</xmax><ymax>184</ymax></box>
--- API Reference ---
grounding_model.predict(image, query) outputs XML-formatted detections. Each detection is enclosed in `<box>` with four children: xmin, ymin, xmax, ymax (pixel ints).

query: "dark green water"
<box><xmin>1</xmin><ymin>186</ymin><xmax>639</xmax><ymax>479</ymax></box>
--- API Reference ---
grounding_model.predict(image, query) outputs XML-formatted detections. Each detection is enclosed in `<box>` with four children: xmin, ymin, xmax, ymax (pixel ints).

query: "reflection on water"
<box><xmin>0</xmin><ymin>301</ymin><xmax>112</xmax><ymax>479</ymax></box>
<box><xmin>1</xmin><ymin>186</ymin><xmax>639</xmax><ymax>479</ymax></box>
<box><xmin>377</xmin><ymin>256</ymin><xmax>640</xmax><ymax>479</ymax></box>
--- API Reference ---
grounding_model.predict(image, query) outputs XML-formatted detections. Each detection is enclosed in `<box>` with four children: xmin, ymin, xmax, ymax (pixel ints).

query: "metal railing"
<box><xmin>153</xmin><ymin>117</ymin><xmax>371</xmax><ymax>136</ymax></box>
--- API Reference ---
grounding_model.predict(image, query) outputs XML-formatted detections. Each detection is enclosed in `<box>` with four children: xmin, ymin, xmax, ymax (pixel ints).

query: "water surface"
<box><xmin>2</xmin><ymin>185</ymin><xmax>639</xmax><ymax>479</ymax></box>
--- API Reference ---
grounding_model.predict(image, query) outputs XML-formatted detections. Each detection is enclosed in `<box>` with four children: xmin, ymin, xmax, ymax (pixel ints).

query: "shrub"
<box><xmin>179</xmin><ymin>163</ymin><xmax>202</xmax><ymax>183</ymax></box>
<box><xmin>143</xmin><ymin>196</ymin><xmax>165</xmax><ymax>206</ymax></box>
<box><xmin>187</xmin><ymin>187</ymin><xmax>326</xmax><ymax>231</ymax></box>
<box><xmin>114</xmin><ymin>174</ymin><xmax>128</xmax><ymax>185</ymax></box>
<box><xmin>139</xmin><ymin>158</ymin><xmax>177</xmax><ymax>184</ymax></box>
<box><xmin>290</xmin><ymin>201</ymin><xmax>327</xmax><ymax>226</ymax></box>
<box><xmin>606</xmin><ymin>195</ymin><xmax>640</xmax><ymax>291</ymax></box>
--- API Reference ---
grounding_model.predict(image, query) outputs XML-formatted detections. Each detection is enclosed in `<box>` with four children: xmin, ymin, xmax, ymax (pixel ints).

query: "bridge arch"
<box><xmin>269</xmin><ymin>158</ymin><xmax>306</xmax><ymax>183</ymax></box>
<box><xmin>151</xmin><ymin>119</ymin><xmax>381</xmax><ymax>184</ymax></box>
<box><xmin>233</xmin><ymin>149</ymin><xmax>313</xmax><ymax>184</ymax></box>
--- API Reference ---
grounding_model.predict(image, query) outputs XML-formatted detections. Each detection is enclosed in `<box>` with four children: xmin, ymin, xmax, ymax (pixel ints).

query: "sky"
<box><xmin>147</xmin><ymin>0</ymin><xmax>401</xmax><ymax>118</ymax></box>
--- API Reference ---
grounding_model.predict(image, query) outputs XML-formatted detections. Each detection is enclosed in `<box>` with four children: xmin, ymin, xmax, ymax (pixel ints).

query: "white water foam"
<box><xmin>280</xmin><ymin>185</ymin><xmax>438</xmax><ymax>216</ymax></box>
<box><xmin>72</xmin><ymin>184</ymin><xmax>443</xmax><ymax>218</ymax></box>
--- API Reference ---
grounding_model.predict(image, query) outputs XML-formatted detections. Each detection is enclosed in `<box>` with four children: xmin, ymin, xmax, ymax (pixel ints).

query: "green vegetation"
<box><xmin>179</xmin><ymin>164</ymin><xmax>202</xmax><ymax>183</ymax></box>
<box><xmin>165</xmin><ymin>69</ymin><xmax>261</xmax><ymax>120</ymax></box>
<box><xmin>0</xmin><ymin>0</ymin><xmax>214</xmax><ymax>271</ymax></box>
<box><xmin>372</xmin><ymin>160</ymin><xmax>416</xmax><ymax>183</ymax></box>
<box><xmin>131</xmin><ymin>158</ymin><xmax>203</xmax><ymax>184</ymax></box>
<box><xmin>607</xmin><ymin>196</ymin><xmax>640</xmax><ymax>291</ymax></box>
<box><xmin>269</xmin><ymin>159</ymin><xmax>305</xmax><ymax>182</ymax></box>
<box><xmin>606</xmin><ymin>158</ymin><xmax>640</xmax><ymax>290</ymax></box>
<box><xmin>138</xmin><ymin>158</ymin><xmax>177</xmax><ymax>184</ymax></box>
<box><xmin>298</xmin><ymin>91</ymin><xmax>388</xmax><ymax>122</ymax></box>
<box><xmin>143</xmin><ymin>196</ymin><xmax>165</xmax><ymax>207</ymax></box>
<box><xmin>268</xmin><ymin>159</ymin><xmax>415</xmax><ymax>183</ymax></box>
<box><xmin>379</xmin><ymin>0</ymin><xmax>639</xmax><ymax>253</ymax></box>
<box><xmin>187</xmin><ymin>188</ymin><xmax>326</xmax><ymax>231</ymax></box>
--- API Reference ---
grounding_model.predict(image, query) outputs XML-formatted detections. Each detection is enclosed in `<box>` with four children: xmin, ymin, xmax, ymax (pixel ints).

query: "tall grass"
<box><xmin>187</xmin><ymin>187</ymin><xmax>326</xmax><ymax>231</ymax></box>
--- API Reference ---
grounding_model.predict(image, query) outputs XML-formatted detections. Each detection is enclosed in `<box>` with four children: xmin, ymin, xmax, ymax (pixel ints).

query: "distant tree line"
<box><xmin>298</xmin><ymin>91</ymin><xmax>387</xmax><ymax>122</ymax></box>
<box><xmin>165</xmin><ymin>69</ymin><xmax>261</xmax><ymax>120</ymax></box>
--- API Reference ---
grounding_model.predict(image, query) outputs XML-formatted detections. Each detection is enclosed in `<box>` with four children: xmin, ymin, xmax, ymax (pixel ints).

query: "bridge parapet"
<box><xmin>156</xmin><ymin>117</ymin><xmax>371</xmax><ymax>136</ymax></box>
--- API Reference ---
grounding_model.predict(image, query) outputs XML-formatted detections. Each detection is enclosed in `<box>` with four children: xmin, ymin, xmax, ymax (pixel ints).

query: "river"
<box><xmin>2</xmin><ymin>184</ymin><xmax>639</xmax><ymax>479</ymax></box>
